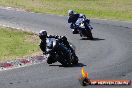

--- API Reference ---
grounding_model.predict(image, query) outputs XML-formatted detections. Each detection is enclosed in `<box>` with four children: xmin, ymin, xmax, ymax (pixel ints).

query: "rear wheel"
<box><xmin>59</xmin><ymin>54</ymin><xmax>72</xmax><ymax>67</ymax></box>
<box><xmin>58</xmin><ymin>46</ymin><xmax>73</xmax><ymax>66</ymax></box>
<box><xmin>72</xmin><ymin>56</ymin><xmax>78</xmax><ymax>64</ymax></box>
<box><xmin>69</xmin><ymin>51</ymin><xmax>78</xmax><ymax>65</ymax></box>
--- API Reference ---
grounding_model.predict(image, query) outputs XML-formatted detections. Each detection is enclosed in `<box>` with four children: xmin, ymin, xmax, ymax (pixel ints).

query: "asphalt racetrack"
<box><xmin>0</xmin><ymin>8</ymin><xmax>132</xmax><ymax>88</ymax></box>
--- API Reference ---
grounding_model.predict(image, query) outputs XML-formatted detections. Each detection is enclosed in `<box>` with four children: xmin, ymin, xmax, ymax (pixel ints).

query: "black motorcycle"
<box><xmin>75</xmin><ymin>18</ymin><xmax>93</xmax><ymax>39</ymax></box>
<box><xmin>45</xmin><ymin>37</ymin><xmax>78</xmax><ymax>66</ymax></box>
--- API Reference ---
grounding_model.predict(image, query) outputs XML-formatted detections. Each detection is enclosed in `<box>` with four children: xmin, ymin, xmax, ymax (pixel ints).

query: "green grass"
<box><xmin>0</xmin><ymin>27</ymin><xmax>40</xmax><ymax>61</ymax></box>
<box><xmin>0</xmin><ymin>0</ymin><xmax>132</xmax><ymax>21</ymax></box>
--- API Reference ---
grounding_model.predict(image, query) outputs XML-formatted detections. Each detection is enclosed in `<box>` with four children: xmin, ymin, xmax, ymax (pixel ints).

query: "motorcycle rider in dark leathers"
<box><xmin>39</xmin><ymin>30</ymin><xmax>77</xmax><ymax>64</ymax></box>
<box><xmin>68</xmin><ymin>10</ymin><xmax>91</xmax><ymax>34</ymax></box>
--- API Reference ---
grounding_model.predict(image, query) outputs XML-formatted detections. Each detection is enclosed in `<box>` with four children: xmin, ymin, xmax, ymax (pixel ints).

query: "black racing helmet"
<box><xmin>39</xmin><ymin>30</ymin><xmax>47</xmax><ymax>40</ymax></box>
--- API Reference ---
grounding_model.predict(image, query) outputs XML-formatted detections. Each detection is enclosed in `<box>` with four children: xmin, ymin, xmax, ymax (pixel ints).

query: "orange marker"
<box><xmin>79</xmin><ymin>67</ymin><xmax>131</xmax><ymax>86</ymax></box>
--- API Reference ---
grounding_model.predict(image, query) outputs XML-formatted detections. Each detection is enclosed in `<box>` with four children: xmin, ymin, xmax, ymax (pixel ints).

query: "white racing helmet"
<box><xmin>68</xmin><ymin>10</ymin><xmax>75</xmax><ymax>16</ymax></box>
<box><xmin>39</xmin><ymin>30</ymin><xmax>47</xmax><ymax>39</ymax></box>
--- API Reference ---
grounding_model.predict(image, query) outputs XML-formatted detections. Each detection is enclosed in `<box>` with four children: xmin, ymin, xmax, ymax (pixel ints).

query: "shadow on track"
<box><xmin>80</xmin><ymin>37</ymin><xmax>105</xmax><ymax>41</ymax></box>
<box><xmin>49</xmin><ymin>63</ymin><xmax>87</xmax><ymax>68</ymax></box>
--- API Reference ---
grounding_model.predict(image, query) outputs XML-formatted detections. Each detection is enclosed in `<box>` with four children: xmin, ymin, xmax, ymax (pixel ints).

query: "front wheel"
<box><xmin>86</xmin><ymin>30</ymin><xmax>93</xmax><ymax>40</ymax></box>
<box><xmin>47</xmin><ymin>53</ymin><xmax>57</xmax><ymax>64</ymax></box>
<box><xmin>72</xmin><ymin>29</ymin><xmax>79</xmax><ymax>34</ymax></box>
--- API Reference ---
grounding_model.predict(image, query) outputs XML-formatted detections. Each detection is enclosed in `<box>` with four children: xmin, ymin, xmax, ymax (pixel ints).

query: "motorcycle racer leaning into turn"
<box><xmin>68</xmin><ymin>10</ymin><xmax>92</xmax><ymax>34</ymax></box>
<box><xmin>39</xmin><ymin>30</ymin><xmax>78</xmax><ymax>65</ymax></box>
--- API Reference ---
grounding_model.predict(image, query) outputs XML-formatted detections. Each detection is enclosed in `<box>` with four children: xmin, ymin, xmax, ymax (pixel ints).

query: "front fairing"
<box><xmin>75</xmin><ymin>18</ymin><xmax>84</xmax><ymax>26</ymax></box>
<box><xmin>46</xmin><ymin>38</ymin><xmax>57</xmax><ymax>53</ymax></box>
<box><xmin>75</xmin><ymin>18</ymin><xmax>93</xmax><ymax>30</ymax></box>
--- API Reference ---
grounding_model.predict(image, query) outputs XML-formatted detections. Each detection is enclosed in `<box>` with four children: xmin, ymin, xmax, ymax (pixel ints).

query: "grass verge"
<box><xmin>0</xmin><ymin>27</ymin><xmax>40</xmax><ymax>62</ymax></box>
<box><xmin>0</xmin><ymin>0</ymin><xmax>132</xmax><ymax>21</ymax></box>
